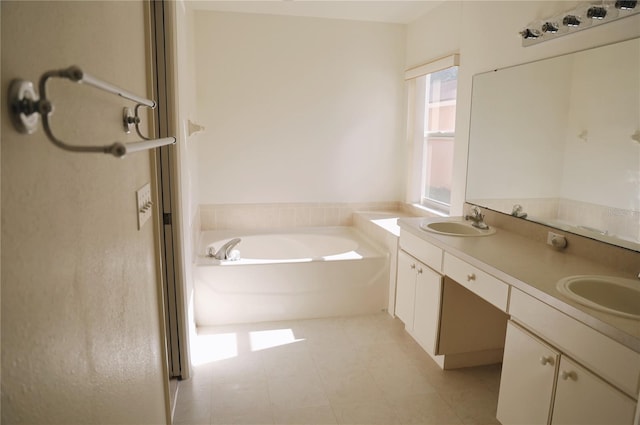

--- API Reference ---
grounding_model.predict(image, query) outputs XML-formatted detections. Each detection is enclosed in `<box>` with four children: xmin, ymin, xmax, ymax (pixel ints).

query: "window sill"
<box><xmin>410</xmin><ymin>203</ymin><xmax>450</xmax><ymax>218</ymax></box>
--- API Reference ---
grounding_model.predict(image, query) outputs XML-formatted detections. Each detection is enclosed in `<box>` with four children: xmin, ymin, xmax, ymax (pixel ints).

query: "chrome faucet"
<box><xmin>465</xmin><ymin>206</ymin><xmax>489</xmax><ymax>230</ymax></box>
<box><xmin>208</xmin><ymin>238</ymin><xmax>241</xmax><ymax>260</ymax></box>
<box><xmin>511</xmin><ymin>204</ymin><xmax>528</xmax><ymax>218</ymax></box>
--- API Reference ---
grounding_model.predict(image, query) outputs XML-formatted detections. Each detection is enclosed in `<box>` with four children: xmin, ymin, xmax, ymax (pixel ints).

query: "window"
<box><xmin>406</xmin><ymin>55</ymin><xmax>459</xmax><ymax>214</ymax></box>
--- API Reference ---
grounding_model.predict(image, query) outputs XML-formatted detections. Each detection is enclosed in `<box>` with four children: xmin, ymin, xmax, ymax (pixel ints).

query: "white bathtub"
<box><xmin>194</xmin><ymin>227</ymin><xmax>389</xmax><ymax>325</ymax></box>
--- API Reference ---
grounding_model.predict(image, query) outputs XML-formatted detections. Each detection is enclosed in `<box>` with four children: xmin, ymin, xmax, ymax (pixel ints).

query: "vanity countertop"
<box><xmin>398</xmin><ymin>217</ymin><xmax>640</xmax><ymax>353</ymax></box>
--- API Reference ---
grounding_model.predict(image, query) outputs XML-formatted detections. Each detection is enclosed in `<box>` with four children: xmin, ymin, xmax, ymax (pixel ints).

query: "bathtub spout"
<box><xmin>209</xmin><ymin>238</ymin><xmax>241</xmax><ymax>260</ymax></box>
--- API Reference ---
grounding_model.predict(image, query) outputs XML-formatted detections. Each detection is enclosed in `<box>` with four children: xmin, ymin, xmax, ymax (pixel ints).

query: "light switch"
<box><xmin>136</xmin><ymin>183</ymin><xmax>153</xmax><ymax>230</ymax></box>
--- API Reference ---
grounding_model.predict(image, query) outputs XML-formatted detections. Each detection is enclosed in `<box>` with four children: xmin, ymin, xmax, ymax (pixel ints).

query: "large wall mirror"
<box><xmin>467</xmin><ymin>37</ymin><xmax>640</xmax><ymax>252</ymax></box>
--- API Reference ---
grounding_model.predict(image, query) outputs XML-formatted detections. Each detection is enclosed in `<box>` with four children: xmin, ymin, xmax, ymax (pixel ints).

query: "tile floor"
<box><xmin>173</xmin><ymin>313</ymin><xmax>501</xmax><ymax>425</ymax></box>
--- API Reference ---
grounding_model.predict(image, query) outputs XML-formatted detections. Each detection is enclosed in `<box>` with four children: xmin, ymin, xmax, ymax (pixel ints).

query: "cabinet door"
<box><xmin>497</xmin><ymin>321</ymin><xmax>558</xmax><ymax>425</ymax></box>
<box><xmin>412</xmin><ymin>264</ymin><xmax>442</xmax><ymax>355</ymax></box>
<box><xmin>551</xmin><ymin>357</ymin><xmax>636</xmax><ymax>425</ymax></box>
<box><xmin>395</xmin><ymin>250</ymin><xmax>417</xmax><ymax>329</ymax></box>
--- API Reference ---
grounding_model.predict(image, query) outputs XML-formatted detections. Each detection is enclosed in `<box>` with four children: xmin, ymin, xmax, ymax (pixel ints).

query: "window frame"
<box><xmin>405</xmin><ymin>54</ymin><xmax>460</xmax><ymax>215</ymax></box>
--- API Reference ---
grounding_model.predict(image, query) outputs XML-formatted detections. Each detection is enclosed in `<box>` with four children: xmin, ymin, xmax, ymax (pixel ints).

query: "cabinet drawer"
<box><xmin>443</xmin><ymin>253</ymin><xmax>509</xmax><ymax>311</ymax></box>
<box><xmin>510</xmin><ymin>288</ymin><xmax>640</xmax><ymax>399</ymax></box>
<box><xmin>399</xmin><ymin>231</ymin><xmax>443</xmax><ymax>272</ymax></box>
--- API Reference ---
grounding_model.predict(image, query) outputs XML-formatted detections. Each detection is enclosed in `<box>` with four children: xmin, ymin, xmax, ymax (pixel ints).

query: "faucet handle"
<box><xmin>473</xmin><ymin>206</ymin><xmax>484</xmax><ymax>219</ymax></box>
<box><xmin>511</xmin><ymin>204</ymin><xmax>528</xmax><ymax>218</ymax></box>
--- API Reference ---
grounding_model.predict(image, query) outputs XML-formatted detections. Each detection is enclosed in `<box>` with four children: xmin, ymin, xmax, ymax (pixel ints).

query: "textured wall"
<box><xmin>1</xmin><ymin>1</ymin><xmax>167</xmax><ymax>423</ymax></box>
<box><xmin>194</xmin><ymin>11</ymin><xmax>406</xmax><ymax>205</ymax></box>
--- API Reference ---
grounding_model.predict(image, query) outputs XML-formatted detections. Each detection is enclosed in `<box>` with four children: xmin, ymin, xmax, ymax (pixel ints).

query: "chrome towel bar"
<box><xmin>8</xmin><ymin>65</ymin><xmax>175</xmax><ymax>158</ymax></box>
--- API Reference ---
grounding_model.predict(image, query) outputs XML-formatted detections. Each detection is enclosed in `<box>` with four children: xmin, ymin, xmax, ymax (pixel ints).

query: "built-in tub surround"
<box><xmin>199</xmin><ymin>202</ymin><xmax>404</xmax><ymax>231</ymax></box>
<box><xmin>194</xmin><ymin>227</ymin><xmax>388</xmax><ymax>325</ymax></box>
<box><xmin>353</xmin><ymin>211</ymin><xmax>415</xmax><ymax>316</ymax></box>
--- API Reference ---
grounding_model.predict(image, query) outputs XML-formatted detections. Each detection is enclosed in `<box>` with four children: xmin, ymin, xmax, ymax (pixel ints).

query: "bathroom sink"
<box><xmin>420</xmin><ymin>220</ymin><xmax>496</xmax><ymax>237</ymax></box>
<box><xmin>556</xmin><ymin>275</ymin><xmax>640</xmax><ymax>320</ymax></box>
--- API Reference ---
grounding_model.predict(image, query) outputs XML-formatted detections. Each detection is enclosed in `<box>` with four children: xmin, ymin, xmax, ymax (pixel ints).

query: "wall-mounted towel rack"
<box><xmin>8</xmin><ymin>65</ymin><xmax>176</xmax><ymax>158</ymax></box>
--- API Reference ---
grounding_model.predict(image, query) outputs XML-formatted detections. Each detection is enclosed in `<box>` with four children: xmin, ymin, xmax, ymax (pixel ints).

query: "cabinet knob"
<box><xmin>539</xmin><ymin>356</ymin><xmax>554</xmax><ymax>366</ymax></box>
<box><xmin>410</xmin><ymin>263</ymin><xmax>416</xmax><ymax>269</ymax></box>
<box><xmin>417</xmin><ymin>268</ymin><xmax>423</xmax><ymax>274</ymax></box>
<box><xmin>466</xmin><ymin>273</ymin><xmax>476</xmax><ymax>281</ymax></box>
<box><xmin>560</xmin><ymin>370</ymin><xmax>577</xmax><ymax>381</ymax></box>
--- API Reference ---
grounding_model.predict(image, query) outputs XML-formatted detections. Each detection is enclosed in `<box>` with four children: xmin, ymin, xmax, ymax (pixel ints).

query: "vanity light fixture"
<box><xmin>587</xmin><ymin>6</ymin><xmax>608</xmax><ymax>18</ymax></box>
<box><xmin>520</xmin><ymin>0</ymin><xmax>640</xmax><ymax>46</ymax></box>
<box><xmin>562</xmin><ymin>14</ymin><xmax>582</xmax><ymax>26</ymax></box>
<box><xmin>615</xmin><ymin>0</ymin><xmax>637</xmax><ymax>9</ymax></box>
<box><xmin>520</xmin><ymin>28</ymin><xmax>541</xmax><ymax>39</ymax></box>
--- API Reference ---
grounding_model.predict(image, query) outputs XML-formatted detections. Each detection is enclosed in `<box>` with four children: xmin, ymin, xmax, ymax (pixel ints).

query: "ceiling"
<box><xmin>188</xmin><ymin>1</ymin><xmax>445</xmax><ymax>24</ymax></box>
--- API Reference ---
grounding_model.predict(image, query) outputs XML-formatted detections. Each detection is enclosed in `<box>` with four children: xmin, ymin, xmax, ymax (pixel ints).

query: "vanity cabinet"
<box><xmin>395</xmin><ymin>249</ymin><xmax>418</xmax><ymax>326</ymax></box>
<box><xmin>397</xmin><ymin>218</ymin><xmax>640</xmax><ymax>424</ymax></box>
<box><xmin>397</xmin><ymin>230</ymin><xmax>508</xmax><ymax>367</ymax></box>
<box><xmin>551</xmin><ymin>357</ymin><xmax>636</xmax><ymax>425</ymax></box>
<box><xmin>508</xmin><ymin>288</ymin><xmax>640</xmax><ymax>398</ymax></box>
<box><xmin>497</xmin><ymin>321</ymin><xmax>636</xmax><ymax>425</ymax></box>
<box><xmin>497</xmin><ymin>321</ymin><xmax>559</xmax><ymax>425</ymax></box>
<box><xmin>396</xmin><ymin>250</ymin><xmax>442</xmax><ymax>355</ymax></box>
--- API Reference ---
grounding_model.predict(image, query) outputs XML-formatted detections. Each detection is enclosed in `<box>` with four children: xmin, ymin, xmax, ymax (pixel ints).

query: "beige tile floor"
<box><xmin>173</xmin><ymin>313</ymin><xmax>501</xmax><ymax>425</ymax></box>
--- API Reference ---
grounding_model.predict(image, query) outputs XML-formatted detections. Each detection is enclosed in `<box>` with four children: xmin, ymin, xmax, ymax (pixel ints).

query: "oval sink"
<box><xmin>420</xmin><ymin>221</ymin><xmax>496</xmax><ymax>237</ymax></box>
<box><xmin>556</xmin><ymin>275</ymin><xmax>640</xmax><ymax>320</ymax></box>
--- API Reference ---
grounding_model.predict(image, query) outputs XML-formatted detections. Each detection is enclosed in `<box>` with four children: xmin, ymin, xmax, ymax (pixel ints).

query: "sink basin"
<box><xmin>420</xmin><ymin>220</ymin><xmax>496</xmax><ymax>237</ymax></box>
<box><xmin>556</xmin><ymin>275</ymin><xmax>640</xmax><ymax>320</ymax></box>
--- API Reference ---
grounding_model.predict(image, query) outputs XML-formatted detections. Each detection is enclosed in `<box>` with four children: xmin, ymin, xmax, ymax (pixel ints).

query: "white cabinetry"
<box><xmin>551</xmin><ymin>357</ymin><xmax>636</xmax><ymax>425</ymax></box>
<box><xmin>396</xmin><ymin>250</ymin><xmax>442</xmax><ymax>355</ymax></box>
<box><xmin>497</xmin><ymin>321</ymin><xmax>558</xmax><ymax>425</ymax></box>
<box><xmin>498</xmin><ymin>292</ymin><xmax>639</xmax><ymax>425</ymax></box>
<box><xmin>395</xmin><ymin>249</ymin><xmax>418</xmax><ymax>327</ymax></box>
<box><xmin>396</xmin><ymin>230</ymin><xmax>508</xmax><ymax>368</ymax></box>
<box><xmin>509</xmin><ymin>288</ymin><xmax>640</xmax><ymax>398</ymax></box>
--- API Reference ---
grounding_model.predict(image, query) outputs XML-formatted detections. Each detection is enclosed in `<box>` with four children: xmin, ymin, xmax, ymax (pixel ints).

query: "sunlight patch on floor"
<box><xmin>191</xmin><ymin>332</ymin><xmax>238</xmax><ymax>365</ymax></box>
<box><xmin>191</xmin><ymin>327</ymin><xmax>306</xmax><ymax>365</ymax></box>
<box><xmin>249</xmin><ymin>328</ymin><xmax>305</xmax><ymax>351</ymax></box>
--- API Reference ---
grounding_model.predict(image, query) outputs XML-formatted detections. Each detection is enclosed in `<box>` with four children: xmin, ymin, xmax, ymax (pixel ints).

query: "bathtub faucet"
<box><xmin>209</xmin><ymin>238</ymin><xmax>241</xmax><ymax>260</ymax></box>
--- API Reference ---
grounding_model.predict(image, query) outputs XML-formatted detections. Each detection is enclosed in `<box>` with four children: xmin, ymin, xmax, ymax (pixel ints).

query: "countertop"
<box><xmin>398</xmin><ymin>217</ymin><xmax>640</xmax><ymax>353</ymax></box>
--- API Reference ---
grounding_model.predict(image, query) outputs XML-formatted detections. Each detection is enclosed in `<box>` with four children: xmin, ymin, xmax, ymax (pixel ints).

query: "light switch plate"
<box><xmin>136</xmin><ymin>183</ymin><xmax>152</xmax><ymax>230</ymax></box>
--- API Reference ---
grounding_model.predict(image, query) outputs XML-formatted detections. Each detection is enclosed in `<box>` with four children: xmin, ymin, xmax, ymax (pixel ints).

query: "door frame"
<box><xmin>149</xmin><ymin>0</ymin><xmax>191</xmax><ymax>381</ymax></box>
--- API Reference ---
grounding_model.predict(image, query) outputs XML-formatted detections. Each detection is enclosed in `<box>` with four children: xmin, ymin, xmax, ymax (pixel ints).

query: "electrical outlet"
<box><xmin>547</xmin><ymin>231</ymin><xmax>567</xmax><ymax>249</ymax></box>
<box><xmin>136</xmin><ymin>183</ymin><xmax>152</xmax><ymax>230</ymax></box>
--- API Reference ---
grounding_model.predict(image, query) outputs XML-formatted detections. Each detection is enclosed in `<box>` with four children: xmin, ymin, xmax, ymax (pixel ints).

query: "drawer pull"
<box><xmin>560</xmin><ymin>370</ymin><xmax>577</xmax><ymax>381</ymax></box>
<box><xmin>539</xmin><ymin>356</ymin><xmax>554</xmax><ymax>366</ymax></box>
<box><xmin>466</xmin><ymin>273</ymin><xmax>476</xmax><ymax>281</ymax></box>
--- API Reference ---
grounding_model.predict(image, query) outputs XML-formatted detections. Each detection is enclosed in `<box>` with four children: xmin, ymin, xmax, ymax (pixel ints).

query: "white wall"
<box><xmin>194</xmin><ymin>11</ymin><xmax>406</xmax><ymax>205</ymax></box>
<box><xmin>1</xmin><ymin>2</ymin><xmax>167</xmax><ymax>423</ymax></box>
<box><xmin>406</xmin><ymin>0</ymin><xmax>640</xmax><ymax>216</ymax></box>
<box><xmin>175</xmin><ymin>2</ymin><xmax>201</xmax><ymax>241</ymax></box>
